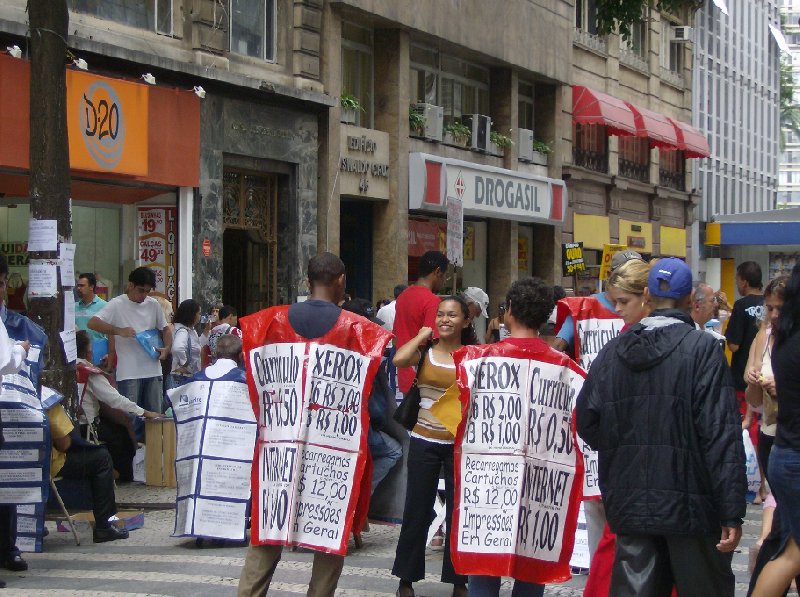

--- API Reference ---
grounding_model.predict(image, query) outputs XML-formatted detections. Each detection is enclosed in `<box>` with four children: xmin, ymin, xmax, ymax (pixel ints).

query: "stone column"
<box><xmin>194</xmin><ymin>94</ymin><xmax>225</xmax><ymax>310</ymax></box>
<box><xmin>488</xmin><ymin>219</ymin><xmax>518</xmax><ymax>314</ymax></box>
<box><xmin>490</xmin><ymin>68</ymin><xmax>515</xmax><ymax>169</ymax></box>
<box><xmin>372</xmin><ymin>28</ymin><xmax>411</xmax><ymax>297</ymax></box>
<box><xmin>317</xmin><ymin>3</ymin><xmax>341</xmax><ymax>254</ymax></box>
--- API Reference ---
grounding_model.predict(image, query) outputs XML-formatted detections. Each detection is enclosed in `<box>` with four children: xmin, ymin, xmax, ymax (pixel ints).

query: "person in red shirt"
<box><xmin>393</xmin><ymin>251</ymin><xmax>449</xmax><ymax>393</ymax></box>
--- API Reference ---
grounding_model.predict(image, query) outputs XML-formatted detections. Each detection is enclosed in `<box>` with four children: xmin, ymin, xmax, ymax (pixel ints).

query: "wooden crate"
<box><xmin>145</xmin><ymin>418</ymin><xmax>176</xmax><ymax>487</ymax></box>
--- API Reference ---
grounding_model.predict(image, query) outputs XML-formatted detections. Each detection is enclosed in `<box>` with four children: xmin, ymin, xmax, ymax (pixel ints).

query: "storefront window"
<box><xmin>70</xmin><ymin>0</ymin><xmax>173</xmax><ymax>36</ymax></box>
<box><xmin>230</xmin><ymin>0</ymin><xmax>276</xmax><ymax>61</ymax></box>
<box><xmin>342</xmin><ymin>22</ymin><xmax>374</xmax><ymax>128</ymax></box>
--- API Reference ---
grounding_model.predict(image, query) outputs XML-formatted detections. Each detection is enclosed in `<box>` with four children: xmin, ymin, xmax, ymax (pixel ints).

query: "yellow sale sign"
<box><xmin>598</xmin><ymin>243</ymin><xmax>628</xmax><ymax>280</ymax></box>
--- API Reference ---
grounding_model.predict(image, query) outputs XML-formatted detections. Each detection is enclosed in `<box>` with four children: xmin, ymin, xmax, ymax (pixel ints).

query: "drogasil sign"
<box><xmin>66</xmin><ymin>70</ymin><xmax>149</xmax><ymax>176</ymax></box>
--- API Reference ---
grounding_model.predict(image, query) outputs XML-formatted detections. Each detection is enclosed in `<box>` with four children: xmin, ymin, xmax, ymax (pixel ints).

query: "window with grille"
<box><xmin>573</xmin><ymin>123</ymin><xmax>608</xmax><ymax>172</ymax></box>
<box><xmin>659</xmin><ymin>150</ymin><xmax>686</xmax><ymax>191</ymax></box>
<box><xmin>619</xmin><ymin>136</ymin><xmax>650</xmax><ymax>182</ymax></box>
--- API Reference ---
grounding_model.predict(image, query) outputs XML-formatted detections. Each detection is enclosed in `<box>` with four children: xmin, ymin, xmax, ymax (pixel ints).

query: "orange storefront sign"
<box><xmin>0</xmin><ymin>54</ymin><xmax>199</xmax><ymax>195</ymax></box>
<box><xmin>66</xmin><ymin>70</ymin><xmax>149</xmax><ymax>175</ymax></box>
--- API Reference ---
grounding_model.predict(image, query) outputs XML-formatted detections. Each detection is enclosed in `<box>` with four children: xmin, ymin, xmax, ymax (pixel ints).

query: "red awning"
<box><xmin>572</xmin><ymin>86</ymin><xmax>636</xmax><ymax>136</ymax></box>
<box><xmin>624</xmin><ymin>102</ymin><xmax>680</xmax><ymax>150</ymax></box>
<box><xmin>667</xmin><ymin>118</ymin><xmax>711</xmax><ymax>158</ymax></box>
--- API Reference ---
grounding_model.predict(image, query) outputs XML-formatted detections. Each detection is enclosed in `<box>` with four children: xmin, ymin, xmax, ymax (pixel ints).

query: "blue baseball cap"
<box><xmin>648</xmin><ymin>258</ymin><xmax>693</xmax><ymax>299</ymax></box>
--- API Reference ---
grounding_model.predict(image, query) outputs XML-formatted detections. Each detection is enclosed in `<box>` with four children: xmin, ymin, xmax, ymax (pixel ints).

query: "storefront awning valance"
<box><xmin>624</xmin><ymin>102</ymin><xmax>680</xmax><ymax>150</ymax></box>
<box><xmin>572</xmin><ymin>86</ymin><xmax>636</xmax><ymax>136</ymax></box>
<box><xmin>706</xmin><ymin>221</ymin><xmax>800</xmax><ymax>246</ymax></box>
<box><xmin>667</xmin><ymin>118</ymin><xmax>711</xmax><ymax>158</ymax></box>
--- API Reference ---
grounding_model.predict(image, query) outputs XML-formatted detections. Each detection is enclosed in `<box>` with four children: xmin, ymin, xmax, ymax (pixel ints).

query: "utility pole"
<box><xmin>27</xmin><ymin>1</ymin><xmax>76</xmax><ymax>413</ymax></box>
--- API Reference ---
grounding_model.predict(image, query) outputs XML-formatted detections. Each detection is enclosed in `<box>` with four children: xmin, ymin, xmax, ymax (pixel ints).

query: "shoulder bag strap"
<box><xmin>412</xmin><ymin>341</ymin><xmax>432</xmax><ymax>388</ymax></box>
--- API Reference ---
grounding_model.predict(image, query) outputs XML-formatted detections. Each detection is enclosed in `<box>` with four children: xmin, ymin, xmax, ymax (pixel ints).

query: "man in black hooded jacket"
<box><xmin>576</xmin><ymin>258</ymin><xmax>746</xmax><ymax>597</ymax></box>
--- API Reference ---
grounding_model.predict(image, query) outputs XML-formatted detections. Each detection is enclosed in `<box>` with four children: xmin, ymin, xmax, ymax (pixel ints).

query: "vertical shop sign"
<box><xmin>137</xmin><ymin>207</ymin><xmax>178</xmax><ymax>307</ymax></box>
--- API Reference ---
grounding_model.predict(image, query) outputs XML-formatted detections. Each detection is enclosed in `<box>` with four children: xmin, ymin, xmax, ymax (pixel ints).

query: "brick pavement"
<box><xmin>0</xmin><ymin>483</ymin><xmax>790</xmax><ymax>596</ymax></box>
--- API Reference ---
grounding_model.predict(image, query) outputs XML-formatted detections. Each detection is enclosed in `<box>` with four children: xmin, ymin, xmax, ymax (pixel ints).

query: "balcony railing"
<box><xmin>619</xmin><ymin>48</ymin><xmax>649</xmax><ymax>72</ymax></box>
<box><xmin>573</xmin><ymin>28</ymin><xmax>607</xmax><ymax>54</ymax></box>
<box><xmin>573</xmin><ymin>148</ymin><xmax>609</xmax><ymax>173</ymax></box>
<box><xmin>659</xmin><ymin>169</ymin><xmax>686</xmax><ymax>191</ymax></box>
<box><xmin>619</xmin><ymin>159</ymin><xmax>650</xmax><ymax>183</ymax></box>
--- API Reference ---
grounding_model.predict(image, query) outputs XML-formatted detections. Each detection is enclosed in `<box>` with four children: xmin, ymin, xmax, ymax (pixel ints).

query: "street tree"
<box><xmin>595</xmin><ymin>0</ymin><xmax>704</xmax><ymax>38</ymax></box>
<box><xmin>27</xmin><ymin>0</ymin><xmax>76</xmax><ymax>413</ymax></box>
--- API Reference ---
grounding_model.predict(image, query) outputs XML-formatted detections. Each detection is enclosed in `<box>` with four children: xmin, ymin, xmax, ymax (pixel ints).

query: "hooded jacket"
<box><xmin>575</xmin><ymin>309</ymin><xmax>746</xmax><ymax>536</ymax></box>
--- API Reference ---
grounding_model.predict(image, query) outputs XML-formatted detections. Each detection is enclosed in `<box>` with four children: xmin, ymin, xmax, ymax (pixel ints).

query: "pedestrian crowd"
<box><xmin>0</xmin><ymin>248</ymin><xmax>799</xmax><ymax>597</ymax></box>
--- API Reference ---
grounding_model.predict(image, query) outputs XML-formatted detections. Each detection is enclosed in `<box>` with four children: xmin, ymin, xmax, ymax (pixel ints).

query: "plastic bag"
<box><xmin>91</xmin><ymin>338</ymin><xmax>108</xmax><ymax>365</ymax></box>
<box><xmin>136</xmin><ymin>329</ymin><xmax>164</xmax><ymax>360</ymax></box>
<box><xmin>743</xmin><ymin>429</ymin><xmax>761</xmax><ymax>500</ymax></box>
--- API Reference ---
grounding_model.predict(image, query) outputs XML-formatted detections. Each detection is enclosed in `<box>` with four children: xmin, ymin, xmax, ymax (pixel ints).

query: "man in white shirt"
<box><xmin>88</xmin><ymin>267</ymin><xmax>172</xmax><ymax>416</ymax></box>
<box><xmin>691</xmin><ymin>281</ymin><xmax>726</xmax><ymax>345</ymax></box>
<box><xmin>376</xmin><ymin>284</ymin><xmax>407</xmax><ymax>333</ymax></box>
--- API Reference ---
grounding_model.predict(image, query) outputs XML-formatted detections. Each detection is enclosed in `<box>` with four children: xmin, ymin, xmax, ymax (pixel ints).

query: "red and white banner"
<box><xmin>452</xmin><ymin>339</ymin><xmax>586</xmax><ymax>584</ymax></box>
<box><xmin>554</xmin><ymin>297</ymin><xmax>623</xmax><ymax>499</ymax></box>
<box><xmin>241</xmin><ymin>307</ymin><xmax>391</xmax><ymax>555</ymax></box>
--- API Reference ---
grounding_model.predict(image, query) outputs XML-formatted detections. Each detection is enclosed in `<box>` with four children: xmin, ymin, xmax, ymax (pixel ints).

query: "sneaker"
<box><xmin>93</xmin><ymin>526</ymin><xmax>129</xmax><ymax>543</ymax></box>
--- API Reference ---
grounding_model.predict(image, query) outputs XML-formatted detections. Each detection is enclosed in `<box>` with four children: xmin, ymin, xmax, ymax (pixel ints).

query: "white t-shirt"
<box><xmin>376</xmin><ymin>300</ymin><xmax>396</xmax><ymax>332</ymax></box>
<box><xmin>95</xmin><ymin>295</ymin><xmax>167</xmax><ymax>381</ymax></box>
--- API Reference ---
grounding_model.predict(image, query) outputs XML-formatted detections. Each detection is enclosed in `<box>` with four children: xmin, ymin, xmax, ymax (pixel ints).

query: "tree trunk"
<box><xmin>27</xmin><ymin>0</ymin><xmax>76</xmax><ymax>414</ymax></box>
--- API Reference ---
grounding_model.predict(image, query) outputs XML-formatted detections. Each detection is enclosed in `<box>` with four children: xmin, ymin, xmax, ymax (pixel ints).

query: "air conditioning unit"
<box><xmin>517</xmin><ymin>128</ymin><xmax>535</xmax><ymax>162</ymax></box>
<box><xmin>462</xmin><ymin>114</ymin><xmax>491</xmax><ymax>152</ymax></box>
<box><xmin>413</xmin><ymin>103</ymin><xmax>443</xmax><ymax>142</ymax></box>
<box><xmin>672</xmin><ymin>26</ymin><xmax>693</xmax><ymax>42</ymax></box>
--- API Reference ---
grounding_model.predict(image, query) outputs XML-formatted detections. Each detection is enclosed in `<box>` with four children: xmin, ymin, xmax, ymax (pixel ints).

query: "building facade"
<box><xmin>0</xmin><ymin>0</ymin><xmax>332</xmax><ymax>314</ymax></box>
<box><xmin>563</xmin><ymin>1</ymin><xmax>705</xmax><ymax>293</ymax></box>
<box><xmin>692</xmin><ymin>0</ymin><xmax>781</xmax><ymax>291</ymax></box>
<box><xmin>780</xmin><ymin>0</ymin><xmax>800</xmax><ymax>207</ymax></box>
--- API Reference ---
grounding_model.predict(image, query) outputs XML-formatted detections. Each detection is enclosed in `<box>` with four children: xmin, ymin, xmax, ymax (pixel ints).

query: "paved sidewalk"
<box><xmin>1</xmin><ymin>485</ymin><xmax>789</xmax><ymax>596</ymax></box>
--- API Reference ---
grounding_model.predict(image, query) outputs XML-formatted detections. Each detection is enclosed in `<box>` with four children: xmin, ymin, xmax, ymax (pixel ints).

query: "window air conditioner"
<box><xmin>463</xmin><ymin>114</ymin><xmax>491</xmax><ymax>152</ymax></box>
<box><xmin>413</xmin><ymin>103</ymin><xmax>444</xmax><ymax>142</ymax></box>
<box><xmin>517</xmin><ymin>128</ymin><xmax>535</xmax><ymax>162</ymax></box>
<box><xmin>672</xmin><ymin>26</ymin><xmax>693</xmax><ymax>42</ymax></box>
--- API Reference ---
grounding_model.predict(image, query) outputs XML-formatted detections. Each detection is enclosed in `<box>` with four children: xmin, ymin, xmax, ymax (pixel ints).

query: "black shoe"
<box><xmin>93</xmin><ymin>525</ymin><xmax>129</xmax><ymax>543</ymax></box>
<box><xmin>3</xmin><ymin>554</ymin><xmax>27</xmax><ymax>571</ymax></box>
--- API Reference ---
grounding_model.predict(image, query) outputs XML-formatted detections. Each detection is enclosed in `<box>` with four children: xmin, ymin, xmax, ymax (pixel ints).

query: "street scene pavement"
<box><xmin>1</xmin><ymin>483</ymin><xmax>778</xmax><ymax>596</ymax></box>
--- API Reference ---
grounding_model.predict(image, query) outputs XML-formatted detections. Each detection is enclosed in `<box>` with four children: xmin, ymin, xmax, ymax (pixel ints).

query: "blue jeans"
<box><xmin>166</xmin><ymin>373</ymin><xmax>192</xmax><ymax>392</ymax></box>
<box><xmin>468</xmin><ymin>576</ymin><xmax>544</xmax><ymax>597</ymax></box>
<box><xmin>117</xmin><ymin>376</ymin><xmax>163</xmax><ymax>438</ymax></box>
<box><xmin>769</xmin><ymin>444</ymin><xmax>800</xmax><ymax>545</ymax></box>
<box><xmin>367</xmin><ymin>429</ymin><xmax>402</xmax><ymax>494</ymax></box>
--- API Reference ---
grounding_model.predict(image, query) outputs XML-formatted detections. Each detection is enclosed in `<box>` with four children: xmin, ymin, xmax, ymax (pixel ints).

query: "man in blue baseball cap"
<box><xmin>576</xmin><ymin>257</ymin><xmax>746</xmax><ymax>596</ymax></box>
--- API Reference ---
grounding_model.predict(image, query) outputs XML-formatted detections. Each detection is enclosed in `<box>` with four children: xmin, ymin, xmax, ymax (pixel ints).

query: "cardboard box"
<box><xmin>145</xmin><ymin>418</ymin><xmax>176</xmax><ymax>488</ymax></box>
<box><xmin>56</xmin><ymin>509</ymin><xmax>144</xmax><ymax>533</ymax></box>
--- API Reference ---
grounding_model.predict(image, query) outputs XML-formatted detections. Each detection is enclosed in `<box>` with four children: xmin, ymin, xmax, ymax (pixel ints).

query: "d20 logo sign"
<box><xmin>79</xmin><ymin>81</ymin><xmax>126</xmax><ymax>169</ymax></box>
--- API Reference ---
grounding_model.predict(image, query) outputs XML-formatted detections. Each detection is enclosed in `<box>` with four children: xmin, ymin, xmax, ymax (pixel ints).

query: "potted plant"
<box><xmin>489</xmin><ymin>130</ymin><xmax>514</xmax><ymax>156</ymax></box>
<box><xmin>443</xmin><ymin>121</ymin><xmax>470</xmax><ymax>147</ymax></box>
<box><xmin>409</xmin><ymin>105</ymin><xmax>426</xmax><ymax>137</ymax></box>
<box><xmin>340</xmin><ymin>93</ymin><xmax>363</xmax><ymax>124</ymax></box>
<box><xmin>532</xmin><ymin>139</ymin><xmax>552</xmax><ymax>165</ymax></box>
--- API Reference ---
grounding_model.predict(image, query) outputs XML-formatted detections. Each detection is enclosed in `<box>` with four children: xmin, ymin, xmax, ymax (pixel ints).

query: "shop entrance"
<box><xmin>340</xmin><ymin>199</ymin><xmax>373</xmax><ymax>301</ymax></box>
<box><xmin>222</xmin><ymin>169</ymin><xmax>278</xmax><ymax>316</ymax></box>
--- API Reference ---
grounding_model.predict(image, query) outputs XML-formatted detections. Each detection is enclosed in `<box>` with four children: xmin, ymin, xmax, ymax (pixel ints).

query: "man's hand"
<box><xmin>18</xmin><ymin>340</ymin><xmax>30</xmax><ymax>357</ymax></box>
<box><xmin>115</xmin><ymin>327</ymin><xmax>136</xmax><ymax>338</ymax></box>
<box><xmin>142</xmin><ymin>410</ymin><xmax>160</xmax><ymax>419</ymax></box>
<box><xmin>552</xmin><ymin>337</ymin><xmax>568</xmax><ymax>353</ymax></box>
<box><xmin>157</xmin><ymin>346</ymin><xmax>170</xmax><ymax>361</ymax></box>
<box><xmin>716</xmin><ymin>526</ymin><xmax>742</xmax><ymax>552</ymax></box>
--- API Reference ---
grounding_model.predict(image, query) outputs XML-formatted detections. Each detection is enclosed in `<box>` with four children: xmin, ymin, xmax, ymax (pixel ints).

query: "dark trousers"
<box><xmin>757</xmin><ymin>431</ymin><xmax>774</xmax><ymax>485</ymax></box>
<box><xmin>0</xmin><ymin>505</ymin><xmax>18</xmax><ymax>560</ymax></box>
<box><xmin>391</xmin><ymin>437</ymin><xmax>467</xmax><ymax>585</ymax></box>
<box><xmin>58</xmin><ymin>446</ymin><xmax>117</xmax><ymax>529</ymax></box>
<box><xmin>96</xmin><ymin>417</ymin><xmax>137</xmax><ymax>482</ymax></box>
<box><xmin>611</xmin><ymin>533</ymin><xmax>734</xmax><ymax>597</ymax></box>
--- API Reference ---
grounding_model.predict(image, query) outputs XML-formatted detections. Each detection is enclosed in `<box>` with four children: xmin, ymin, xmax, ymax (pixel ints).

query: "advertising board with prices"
<box><xmin>137</xmin><ymin>207</ymin><xmax>177</xmax><ymax>308</ymax></box>
<box><xmin>452</xmin><ymin>341</ymin><xmax>586</xmax><ymax>583</ymax></box>
<box><xmin>241</xmin><ymin>306</ymin><xmax>391</xmax><ymax>555</ymax></box>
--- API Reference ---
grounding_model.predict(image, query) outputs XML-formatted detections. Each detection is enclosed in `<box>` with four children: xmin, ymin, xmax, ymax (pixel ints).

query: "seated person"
<box><xmin>47</xmin><ymin>404</ymin><xmax>130</xmax><ymax>543</ymax></box>
<box><xmin>76</xmin><ymin>330</ymin><xmax>158</xmax><ymax>481</ymax></box>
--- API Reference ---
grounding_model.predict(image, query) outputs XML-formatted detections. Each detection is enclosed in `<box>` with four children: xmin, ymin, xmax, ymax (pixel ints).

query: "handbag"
<box><xmin>393</xmin><ymin>342</ymin><xmax>431</xmax><ymax>431</ymax></box>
